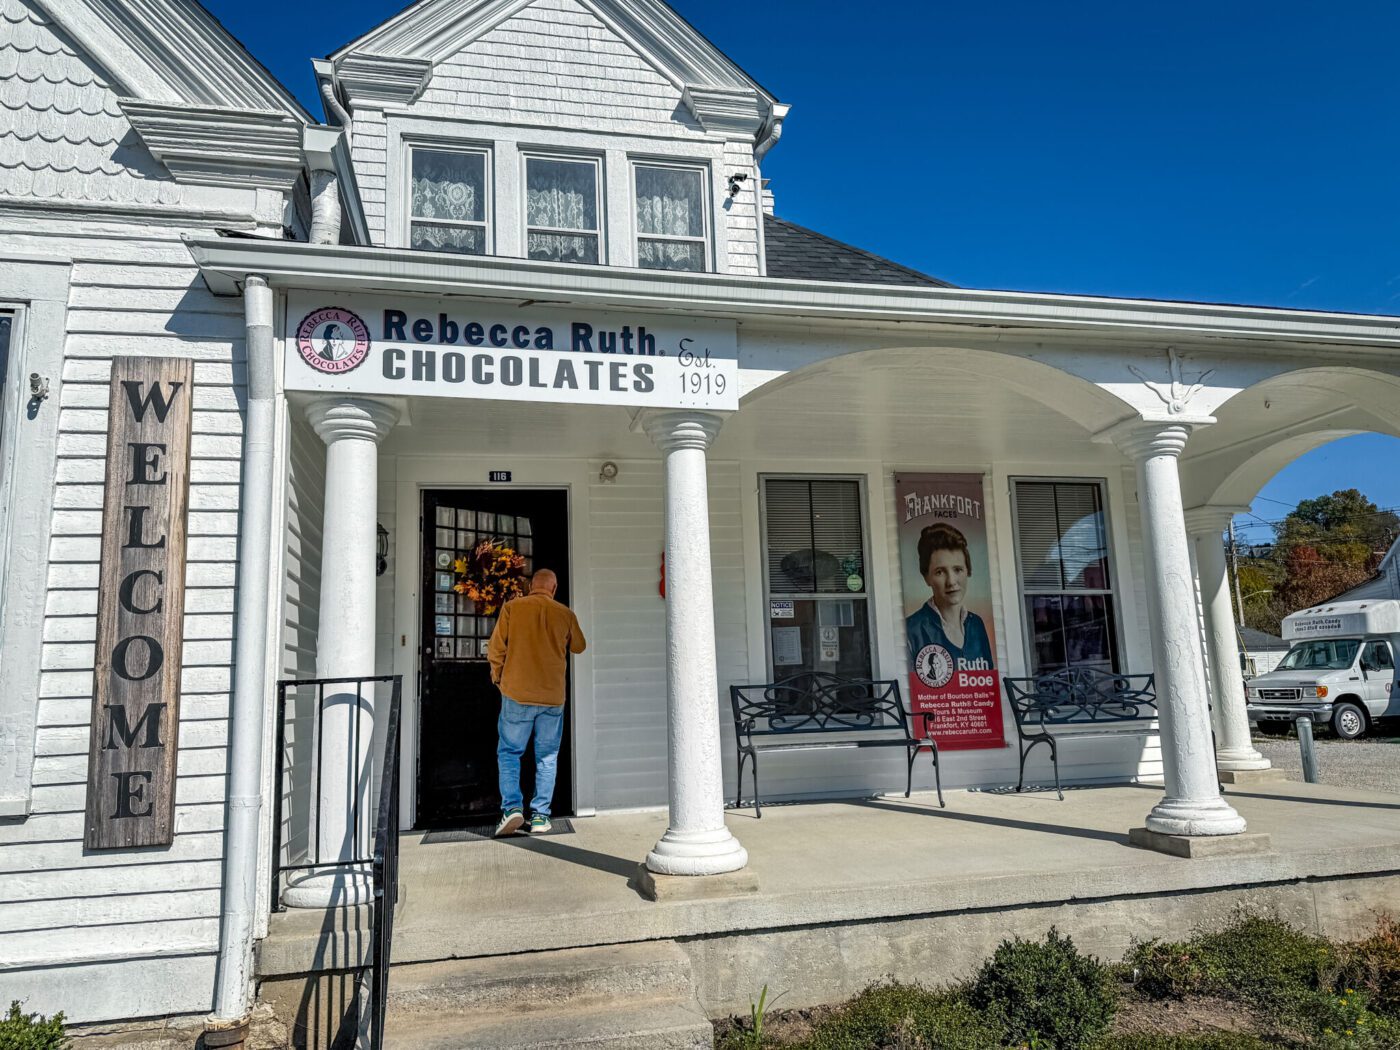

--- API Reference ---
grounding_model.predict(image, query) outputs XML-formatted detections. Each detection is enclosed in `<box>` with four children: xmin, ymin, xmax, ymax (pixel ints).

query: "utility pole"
<box><xmin>1227</xmin><ymin>520</ymin><xmax>1246</xmax><ymax>630</ymax></box>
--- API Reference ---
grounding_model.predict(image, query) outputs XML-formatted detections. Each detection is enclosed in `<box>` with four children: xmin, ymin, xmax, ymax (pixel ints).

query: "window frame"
<box><xmin>405</xmin><ymin>142</ymin><xmax>494</xmax><ymax>256</ymax></box>
<box><xmin>520</xmin><ymin>150</ymin><xmax>605</xmax><ymax>265</ymax></box>
<box><xmin>757</xmin><ymin>473</ymin><xmax>877</xmax><ymax>681</ymax></box>
<box><xmin>1008</xmin><ymin>476</ymin><xmax>1124</xmax><ymax>675</ymax></box>
<box><xmin>630</xmin><ymin>158</ymin><xmax>712</xmax><ymax>273</ymax></box>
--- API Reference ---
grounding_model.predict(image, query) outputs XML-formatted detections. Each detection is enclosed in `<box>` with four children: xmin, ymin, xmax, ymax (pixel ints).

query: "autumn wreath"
<box><xmin>452</xmin><ymin>539</ymin><xmax>528</xmax><ymax>615</ymax></box>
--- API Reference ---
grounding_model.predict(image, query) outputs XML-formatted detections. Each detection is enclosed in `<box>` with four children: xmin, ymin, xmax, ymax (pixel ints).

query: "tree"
<box><xmin>1235</xmin><ymin>489</ymin><xmax>1396</xmax><ymax>635</ymax></box>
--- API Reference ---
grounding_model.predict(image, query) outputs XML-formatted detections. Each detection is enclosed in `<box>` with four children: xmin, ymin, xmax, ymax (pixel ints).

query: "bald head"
<box><xmin>530</xmin><ymin>568</ymin><xmax>558</xmax><ymax>596</ymax></box>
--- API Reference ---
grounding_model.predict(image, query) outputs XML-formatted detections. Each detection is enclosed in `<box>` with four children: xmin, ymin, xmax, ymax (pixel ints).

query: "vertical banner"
<box><xmin>895</xmin><ymin>474</ymin><xmax>1006</xmax><ymax>750</ymax></box>
<box><xmin>85</xmin><ymin>357</ymin><xmax>194</xmax><ymax>849</ymax></box>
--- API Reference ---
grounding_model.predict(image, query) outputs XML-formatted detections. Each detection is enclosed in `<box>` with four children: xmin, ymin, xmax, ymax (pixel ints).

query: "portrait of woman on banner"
<box><xmin>905</xmin><ymin>523</ymin><xmax>995</xmax><ymax>669</ymax></box>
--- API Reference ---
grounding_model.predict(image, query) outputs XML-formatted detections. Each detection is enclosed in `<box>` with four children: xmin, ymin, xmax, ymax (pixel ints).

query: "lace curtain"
<box><xmin>527</xmin><ymin>158</ymin><xmax>596</xmax><ymax>231</ymax></box>
<box><xmin>412</xmin><ymin>150</ymin><xmax>484</xmax><ymax>222</ymax></box>
<box><xmin>635</xmin><ymin>166</ymin><xmax>702</xmax><ymax>238</ymax></box>
<box><xmin>526</xmin><ymin>158</ymin><xmax>599</xmax><ymax>263</ymax></box>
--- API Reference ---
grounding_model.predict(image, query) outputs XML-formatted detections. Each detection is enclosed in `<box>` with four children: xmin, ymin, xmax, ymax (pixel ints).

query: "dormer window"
<box><xmin>634</xmin><ymin>163</ymin><xmax>709</xmax><ymax>272</ymax></box>
<box><xmin>410</xmin><ymin>147</ymin><xmax>490</xmax><ymax>255</ymax></box>
<box><xmin>525</xmin><ymin>155</ymin><xmax>601</xmax><ymax>264</ymax></box>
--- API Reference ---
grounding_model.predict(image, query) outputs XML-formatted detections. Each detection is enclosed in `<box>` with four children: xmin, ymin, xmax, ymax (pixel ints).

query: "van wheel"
<box><xmin>1332</xmin><ymin>702</ymin><xmax>1367</xmax><ymax>740</ymax></box>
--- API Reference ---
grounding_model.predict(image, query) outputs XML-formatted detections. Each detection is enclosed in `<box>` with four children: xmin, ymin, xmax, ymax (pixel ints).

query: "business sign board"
<box><xmin>85</xmin><ymin>357</ymin><xmax>193</xmax><ymax>849</ymax></box>
<box><xmin>895</xmin><ymin>473</ymin><xmax>1006</xmax><ymax>751</ymax></box>
<box><xmin>284</xmin><ymin>294</ymin><xmax>739</xmax><ymax>411</ymax></box>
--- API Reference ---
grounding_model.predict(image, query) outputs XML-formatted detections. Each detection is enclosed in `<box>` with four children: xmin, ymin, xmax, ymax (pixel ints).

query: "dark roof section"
<box><xmin>763</xmin><ymin>214</ymin><xmax>954</xmax><ymax>288</ymax></box>
<box><xmin>1240</xmin><ymin>627</ymin><xmax>1290</xmax><ymax>651</ymax></box>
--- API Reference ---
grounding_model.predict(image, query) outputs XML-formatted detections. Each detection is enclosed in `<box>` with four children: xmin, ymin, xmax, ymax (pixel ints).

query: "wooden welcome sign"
<box><xmin>85</xmin><ymin>357</ymin><xmax>194</xmax><ymax>849</ymax></box>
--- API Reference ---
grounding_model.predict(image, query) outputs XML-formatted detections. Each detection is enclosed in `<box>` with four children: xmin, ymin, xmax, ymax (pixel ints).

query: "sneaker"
<box><xmin>529</xmin><ymin>814</ymin><xmax>553</xmax><ymax>834</ymax></box>
<box><xmin>494</xmin><ymin>810</ymin><xmax>524</xmax><ymax>837</ymax></box>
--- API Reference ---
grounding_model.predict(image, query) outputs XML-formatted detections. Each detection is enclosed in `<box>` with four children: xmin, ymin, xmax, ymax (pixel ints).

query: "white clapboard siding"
<box><xmin>0</xmin><ymin>37</ymin><xmax>256</xmax><ymax>1008</ymax></box>
<box><xmin>587</xmin><ymin>459</ymin><xmax>747</xmax><ymax>809</ymax></box>
<box><xmin>276</xmin><ymin>415</ymin><xmax>326</xmax><ymax>873</ymax></box>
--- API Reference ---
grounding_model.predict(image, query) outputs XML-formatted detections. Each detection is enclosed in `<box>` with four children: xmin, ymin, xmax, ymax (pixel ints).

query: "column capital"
<box><xmin>1182</xmin><ymin>504</ymin><xmax>1249</xmax><ymax>536</ymax></box>
<box><xmin>641</xmin><ymin>409</ymin><xmax>728</xmax><ymax>453</ymax></box>
<box><xmin>305</xmin><ymin>396</ymin><xmax>400</xmax><ymax>446</ymax></box>
<box><xmin>1094</xmin><ymin>417</ymin><xmax>1211</xmax><ymax>460</ymax></box>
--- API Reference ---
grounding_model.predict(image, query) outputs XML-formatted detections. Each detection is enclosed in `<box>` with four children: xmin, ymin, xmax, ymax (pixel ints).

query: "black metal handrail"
<box><xmin>368</xmin><ymin>676</ymin><xmax>402</xmax><ymax>1050</ymax></box>
<box><xmin>269</xmin><ymin>674</ymin><xmax>402</xmax><ymax>1049</ymax></box>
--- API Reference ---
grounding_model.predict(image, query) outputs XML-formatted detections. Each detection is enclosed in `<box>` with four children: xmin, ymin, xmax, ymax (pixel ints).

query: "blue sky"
<box><xmin>206</xmin><ymin>0</ymin><xmax>1400</xmax><ymax>532</ymax></box>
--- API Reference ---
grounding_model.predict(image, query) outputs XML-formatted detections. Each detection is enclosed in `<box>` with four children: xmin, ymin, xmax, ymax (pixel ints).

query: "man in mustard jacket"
<box><xmin>487</xmin><ymin>568</ymin><xmax>587</xmax><ymax>836</ymax></box>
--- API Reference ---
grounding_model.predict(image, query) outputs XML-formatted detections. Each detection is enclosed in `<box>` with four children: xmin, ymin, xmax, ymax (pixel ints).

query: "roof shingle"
<box><xmin>763</xmin><ymin>214</ymin><xmax>953</xmax><ymax>287</ymax></box>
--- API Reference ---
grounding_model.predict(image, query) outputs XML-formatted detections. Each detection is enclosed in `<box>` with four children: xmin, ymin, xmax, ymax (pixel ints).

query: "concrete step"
<box><xmin>383</xmin><ymin>997</ymin><xmax>714</xmax><ymax>1049</ymax></box>
<box><xmin>386</xmin><ymin>941</ymin><xmax>697</xmax><ymax>1014</ymax></box>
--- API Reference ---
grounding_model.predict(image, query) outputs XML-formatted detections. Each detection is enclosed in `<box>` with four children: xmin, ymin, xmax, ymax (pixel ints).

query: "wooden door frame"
<box><xmin>392</xmin><ymin>457</ymin><xmax>598</xmax><ymax>830</ymax></box>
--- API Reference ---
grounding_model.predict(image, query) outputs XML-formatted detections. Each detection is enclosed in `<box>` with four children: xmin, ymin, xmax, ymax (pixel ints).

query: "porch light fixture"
<box><xmin>726</xmin><ymin>172</ymin><xmax>748</xmax><ymax>198</ymax></box>
<box><xmin>599</xmin><ymin>461</ymin><xmax>619</xmax><ymax>484</ymax></box>
<box><xmin>376</xmin><ymin>523</ymin><xmax>389</xmax><ymax>576</ymax></box>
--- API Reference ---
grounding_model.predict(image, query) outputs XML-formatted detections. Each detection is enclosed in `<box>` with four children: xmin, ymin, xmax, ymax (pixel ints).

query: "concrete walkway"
<box><xmin>260</xmin><ymin>779</ymin><xmax>1400</xmax><ymax>978</ymax></box>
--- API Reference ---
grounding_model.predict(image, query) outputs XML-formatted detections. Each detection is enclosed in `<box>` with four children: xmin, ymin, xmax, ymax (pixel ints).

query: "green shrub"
<box><xmin>1126</xmin><ymin>916</ymin><xmax>1332</xmax><ymax>1014</ymax></box>
<box><xmin>1332</xmin><ymin>915</ymin><xmax>1400</xmax><ymax>1019</ymax></box>
<box><xmin>0</xmin><ymin>1002</ymin><xmax>67</xmax><ymax>1050</ymax></box>
<box><xmin>1190</xmin><ymin>916</ymin><xmax>1332</xmax><ymax>1010</ymax></box>
<box><xmin>795</xmin><ymin>982</ymin><xmax>1002</xmax><ymax>1050</ymax></box>
<box><xmin>969</xmin><ymin>928</ymin><xmax>1117</xmax><ymax>1050</ymax></box>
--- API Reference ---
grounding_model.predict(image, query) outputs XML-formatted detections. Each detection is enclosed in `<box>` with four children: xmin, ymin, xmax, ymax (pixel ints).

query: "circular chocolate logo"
<box><xmin>297</xmin><ymin>307</ymin><xmax>370</xmax><ymax>375</ymax></box>
<box><xmin>915</xmin><ymin>643</ymin><xmax>955</xmax><ymax>689</ymax></box>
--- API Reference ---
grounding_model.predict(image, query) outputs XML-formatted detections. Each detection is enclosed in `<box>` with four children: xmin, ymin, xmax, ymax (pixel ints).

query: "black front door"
<box><xmin>417</xmin><ymin>489</ymin><xmax>572</xmax><ymax>828</ymax></box>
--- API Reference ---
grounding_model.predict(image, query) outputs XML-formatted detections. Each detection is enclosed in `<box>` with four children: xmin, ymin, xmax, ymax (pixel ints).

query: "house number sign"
<box><xmin>84</xmin><ymin>357</ymin><xmax>194</xmax><ymax>849</ymax></box>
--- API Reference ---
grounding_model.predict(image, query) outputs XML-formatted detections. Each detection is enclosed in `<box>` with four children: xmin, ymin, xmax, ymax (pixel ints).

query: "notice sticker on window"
<box><xmin>769</xmin><ymin>600</ymin><xmax>795</xmax><ymax>619</ymax></box>
<box><xmin>819</xmin><ymin>626</ymin><xmax>839</xmax><ymax>645</ymax></box>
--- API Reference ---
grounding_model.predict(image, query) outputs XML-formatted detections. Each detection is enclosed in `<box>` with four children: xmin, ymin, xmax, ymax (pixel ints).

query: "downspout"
<box><xmin>752</xmin><ymin>103</ymin><xmax>788</xmax><ymax>278</ymax></box>
<box><xmin>205</xmin><ymin>273</ymin><xmax>276</xmax><ymax>1047</ymax></box>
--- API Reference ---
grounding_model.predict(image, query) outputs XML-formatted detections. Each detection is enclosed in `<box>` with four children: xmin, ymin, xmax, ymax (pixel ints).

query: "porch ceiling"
<box><xmin>378</xmin><ymin>397</ymin><xmax>653</xmax><ymax>460</ymax></box>
<box><xmin>715</xmin><ymin>356</ymin><xmax>1122</xmax><ymax>465</ymax></box>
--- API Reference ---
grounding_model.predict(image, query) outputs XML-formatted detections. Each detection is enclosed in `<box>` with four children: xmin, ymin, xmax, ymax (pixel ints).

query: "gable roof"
<box><xmin>1240</xmin><ymin>626</ymin><xmax>1289</xmax><ymax>652</ymax></box>
<box><xmin>328</xmin><ymin>0</ymin><xmax>774</xmax><ymax>102</ymax></box>
<box><xmin>27</xmin><ymin>0</ymin><xmax>309</xmax><ymax>120</ymax></box>
<box><xmin>763</xmin><ymin>215</ymin><xmax>953</xmax><ymax>288</ymax></box>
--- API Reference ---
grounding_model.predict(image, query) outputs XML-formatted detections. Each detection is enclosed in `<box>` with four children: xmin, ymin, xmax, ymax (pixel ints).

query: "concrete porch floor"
<box><xmin>261</xmin><ymin>779</ymin><xmax>1400</xmax><ymax>988</ymax></box>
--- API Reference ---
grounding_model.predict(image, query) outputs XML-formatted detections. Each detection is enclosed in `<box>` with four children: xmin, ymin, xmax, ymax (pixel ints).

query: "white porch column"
<box><xmin>283</xmin><ymin>396</ymin><xmax>399</xmax><ymax>908</ymax></box>
<box><xmin>1184</xmin><ymin>505</ymin><xmax>1271</xmax><ymax>773</ymax></box>
<box><xmin>642</xmin><ymin>410</ymin><xmax>748</xmax><ymax>876</ymax></box>
<box><xmin>1109</xmin><ymin>421</ymin><xmax>1246</xmax><ymax>836</ymax></box>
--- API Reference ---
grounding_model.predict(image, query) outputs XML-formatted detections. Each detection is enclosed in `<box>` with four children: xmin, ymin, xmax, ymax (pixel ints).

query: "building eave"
<box><xmin>184</xmin><ymin>238</ymin><xmax>1400</xmax><ymax>354</ymax></box>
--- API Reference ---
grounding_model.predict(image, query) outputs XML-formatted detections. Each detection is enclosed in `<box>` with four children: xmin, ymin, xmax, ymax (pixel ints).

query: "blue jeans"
<box><xmin>497</xmin><ymin>696</ymin><xmax>564</xmax><ymax>817</ymax></box>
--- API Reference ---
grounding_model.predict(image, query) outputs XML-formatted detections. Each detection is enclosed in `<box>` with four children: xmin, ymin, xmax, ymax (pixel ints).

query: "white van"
<box><xmin>1245</xmin><ymin>599</ymin><xmax>1400</xmax><ymax>739</ymax></box>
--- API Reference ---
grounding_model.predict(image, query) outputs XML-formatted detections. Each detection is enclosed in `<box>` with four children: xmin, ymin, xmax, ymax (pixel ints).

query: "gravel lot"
<box><xmin>1252</xmin><ymin>730</ymin><xmax>1400</xmax><ymax>795</ymax></box>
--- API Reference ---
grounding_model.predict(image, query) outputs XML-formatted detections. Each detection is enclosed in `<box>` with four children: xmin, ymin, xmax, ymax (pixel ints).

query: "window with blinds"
<box><xmin>1012</xmin><ymin>479</ymin><xmax>1119</xmax><ymax>673</ymax></box>
<box><xmin>761</xmin><ymin>477</ymin><xmax>872</xmax><ymax>679</ymax></box>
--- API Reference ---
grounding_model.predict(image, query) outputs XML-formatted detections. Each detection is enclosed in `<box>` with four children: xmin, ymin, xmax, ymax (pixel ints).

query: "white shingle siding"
<box><xmin>345</xmin><ymin>0</ymin><xmax>765</xmax><ymax>269</ymax></box>
<box><xmin>0</xmin><ymin>0</ymin><xmax>178</xmax><ymax>205</ymax></box>
<box><xmin>419</xmin><ymin>0</ymin><xmax>702</xmax><ymax>140</ymax></box>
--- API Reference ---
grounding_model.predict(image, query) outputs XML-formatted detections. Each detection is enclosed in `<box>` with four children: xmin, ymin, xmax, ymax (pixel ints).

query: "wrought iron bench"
<box><xmin>728</xmin><ymin>672</ymin><xmax>943</xmax><ymax>817</ymax></box>
<box><xmin>1002</xmin><ymin>667</ymin><xmax>1156</xmax><ymax>800</ymax></box>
